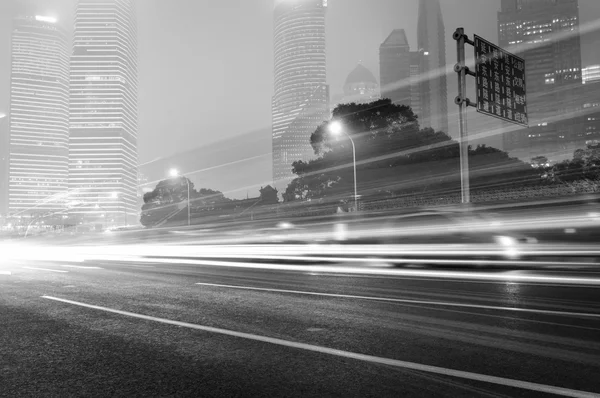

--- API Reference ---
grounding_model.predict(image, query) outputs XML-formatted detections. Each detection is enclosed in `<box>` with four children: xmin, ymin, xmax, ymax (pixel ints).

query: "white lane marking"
<box><xmin>23</xmin><ymin>267</ymin><xmax>68</xmax><ymax>273</ymax></box>
<box><xmin>59</xmin><ymin>265</ymin><xmax>103</xmax><ymax>270</ymax></box>
<box><xmin>41</xmin><ymin>295</ymin><xmax>599</xmax><ymax>398</ymax></box>
<box><xmin>0</xmin><ymin>271</ymin><xmax>12</xmax><ymax>275</ymax></box>
<box><xmin>194</xmin><ymin>282</ymin><xmax>600</xmax><ymax>319</ymax></box>
<box><xmin>110</xmin><ymin>264</ymin><xmax>155</xmax><ymax>268</ymax></box>
<box><xmin>114</xmin><ymin>257</ymin><xmax>600</xmax><ymax>286</ymax></box>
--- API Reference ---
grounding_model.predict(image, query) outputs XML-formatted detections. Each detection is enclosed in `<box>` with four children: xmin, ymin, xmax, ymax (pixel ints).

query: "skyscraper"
<box><xmin>499</xmin><ymin>0</ymin><xmax>583</xmax><ymax>159</ymax></box>
<box><xmin>8</xmin><ymin>15</ymin><xmax>70</xmax><ymax>217</ymax></box>
<box><xmin>417</xmin><ymin>0</ymin><xmax>448</xmax><ymax>134</ymax></box>
<box><xmin>272</xmin><ymin>0</ymin><xmax>329</xmax><ymax>186</ymax></box>
<box><xmin>69</xmin><ymin>0</ymin><xmax>139</xmax><ymax>226</ymax></box>
<box><xmin>379</xmin><ymin>29</ymin><xmax>424</xmax><ymax>118</ymax></box>
<box><xmin>409</xmin><ymin>51</ymin><xmax>425</xmax><ymax>119</ymax></box>
<box><xmin>379</xmin><ymin>29</ymin><xmax>411</xmax><ymax>107</ymax></box>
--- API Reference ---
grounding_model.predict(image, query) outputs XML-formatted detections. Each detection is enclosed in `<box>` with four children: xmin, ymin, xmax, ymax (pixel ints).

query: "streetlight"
<box><xmin>329</xmin><ymin>121</ymin><xmax>358</xmax><ymax>212</ymax></box>
<box><xmin>168</xmin><ymin>168</ymin><xmax>191</xmax><ymax>226</ymax></box>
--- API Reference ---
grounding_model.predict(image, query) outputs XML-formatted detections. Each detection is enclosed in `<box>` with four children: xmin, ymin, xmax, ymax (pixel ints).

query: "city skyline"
<box><xmin>1</xmin><ymin>0</ymin><xmax>600</xmax><ymax>200</ymax></box>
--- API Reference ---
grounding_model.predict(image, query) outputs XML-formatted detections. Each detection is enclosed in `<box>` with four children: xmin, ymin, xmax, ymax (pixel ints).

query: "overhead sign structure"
<box><xmin>474</xmin><ymin>34</ymin><xmax>528</xmax><ymax>126</ymax></box>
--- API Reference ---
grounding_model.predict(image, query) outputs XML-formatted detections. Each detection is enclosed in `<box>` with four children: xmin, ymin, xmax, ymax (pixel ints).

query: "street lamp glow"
<box><xmin>329</xmin><ymin>121</ymin><xmax>343</xmax><ymax>136</ymax></box>
<box><xmin>169</xmin><ymin>168</ymin><xmax>179</xmax><ymax>177</ymax></box>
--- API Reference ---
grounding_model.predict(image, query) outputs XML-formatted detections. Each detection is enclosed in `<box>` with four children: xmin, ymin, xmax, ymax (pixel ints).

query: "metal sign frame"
<box><xmin>473</xmin><ymin>34</ymin><xmax>528</xmax><ymax>127</ymax></box>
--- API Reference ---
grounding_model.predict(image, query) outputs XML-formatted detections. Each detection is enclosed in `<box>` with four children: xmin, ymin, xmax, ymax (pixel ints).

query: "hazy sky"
<box><xmin>1</xmin><ymin>0</ymin><xmax>600</xmax><ymax>197</ymax></box>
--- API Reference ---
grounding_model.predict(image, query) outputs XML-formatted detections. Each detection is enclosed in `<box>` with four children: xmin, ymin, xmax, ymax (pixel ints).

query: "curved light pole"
<box><xmin>169</xmin><ymin>168</ymin><xmax>191</xmax><ymax>226</ymax></box>
<box><xmin>329</xmin><ymin>121</ymin><xmax>358</xmax><ymax>212</ymax></box>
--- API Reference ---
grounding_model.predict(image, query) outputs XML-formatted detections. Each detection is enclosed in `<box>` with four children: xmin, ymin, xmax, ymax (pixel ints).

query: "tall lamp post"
<box><xmin>329</xmin><ymin>121</ymin><xmax>358</xmax><ymax>212</ymax></box>
<box><xmin>169</xmin><ymin>168</ymin><xmax>191</xmax><ymax>226</ymax></box>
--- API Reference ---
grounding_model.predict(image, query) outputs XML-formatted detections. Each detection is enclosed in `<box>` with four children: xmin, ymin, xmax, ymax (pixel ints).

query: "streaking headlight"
<box><xmin>494</xmin><ymin>235</ymin><xmax>520</xmax><ymax>259</ymax></box>
<box><xmin>277</xmin><ymin>222</ymin><xmax>293</xmax><ymax>229</ymax></box>
<box><xmin>495</xmin><ymin>235</ymin><xmax>517</xmax><ymax>247</ymax></box>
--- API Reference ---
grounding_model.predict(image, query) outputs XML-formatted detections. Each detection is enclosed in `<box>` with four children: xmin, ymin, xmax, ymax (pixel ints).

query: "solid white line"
<box><xmin>41</xmin><ymin>295</ymin><xmax>599</xmax><ymax>398</ymax></box>
<box><xmin>23</xmin><ymin>267</ymin><xmax>68</xmax><ymax>273</ymax></box>
<box><xmin>194</xmin><ymin>282</ymin><xmax>600</xmax><ymax>319</ymax></box>
<box><xmin>59</xmin><ymin>265</ymin><xmax>103</xmax><ymax>270</ymax></box>
<box><xmin>149</xmin><ymin>258</ymin><xmax>600</xmax><ymax>286</ymax></box>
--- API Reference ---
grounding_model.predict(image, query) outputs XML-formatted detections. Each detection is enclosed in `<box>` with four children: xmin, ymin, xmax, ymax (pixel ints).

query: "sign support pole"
<box><xmin>453</xmin><ymin>27</ymin><xmax>474</xmax><ymax>205</ymax></box>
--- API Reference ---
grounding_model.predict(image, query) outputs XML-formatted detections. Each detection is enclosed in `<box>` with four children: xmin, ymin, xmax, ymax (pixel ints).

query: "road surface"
<box><xmin>1</xmin><ymin>255</ymin><xmax>599</xmax><ymax>397</ymax></box>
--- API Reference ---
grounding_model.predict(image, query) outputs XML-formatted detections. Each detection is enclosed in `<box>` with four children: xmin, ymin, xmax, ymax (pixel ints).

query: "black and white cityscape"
<box><xmin>1</xmin><ymin>1</ymin><xmax>600</xmax><ymax>396</ymax></box>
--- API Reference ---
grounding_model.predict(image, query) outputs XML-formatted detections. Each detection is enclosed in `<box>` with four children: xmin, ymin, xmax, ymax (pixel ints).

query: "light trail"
<box><xmin>90</xmin><ymin>256</ymin><xmax>600</xmax><ymax>286</ymax></box>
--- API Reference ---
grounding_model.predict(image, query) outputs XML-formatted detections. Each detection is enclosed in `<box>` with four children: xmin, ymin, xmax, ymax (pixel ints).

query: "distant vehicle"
<box><xmin>346</xmin><ymin>210</ymin><xmax>539</xmax><ymax>264</ymax></box>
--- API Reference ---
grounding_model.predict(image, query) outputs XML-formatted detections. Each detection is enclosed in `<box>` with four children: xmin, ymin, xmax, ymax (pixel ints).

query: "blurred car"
<box><xmin>343</xmin><ymin>210</ymin><xmax>539</xmax><ymax>263</ymax></box>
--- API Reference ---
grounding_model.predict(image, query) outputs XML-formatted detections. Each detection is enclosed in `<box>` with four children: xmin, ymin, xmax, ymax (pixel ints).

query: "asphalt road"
<box><xmin>1</xmin><ymin>255</ymin><xmax>600</xmax><ymax>397</ymax></box>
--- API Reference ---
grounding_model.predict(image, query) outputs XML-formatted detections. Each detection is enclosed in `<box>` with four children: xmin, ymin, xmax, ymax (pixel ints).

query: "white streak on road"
<box><xmin>194</xmin><ymin>282</ymin><xmax>600</xmax><ymax>319</ymax></box>
<box><xmin>41</xmin><ymin>295</ymin><xmax>600</xmax><ymax>398</ymax></box>
<box><xmin>23</xmin><ymin>267</ymin><xmax>68</xmax><ymax>273</ymax></box>
<box><xmin>59</xmin><ymin>265</ymin><xmax>103</xmax><ymax>270</ymax></box>
<box><xmin>0</xmin><ymin>271</ymin><xmax>12</xmax><ymax>275</ymax></box>
<box><xmin>126</xmin><ymin>257</ymin><xmax>600</xmax><ymax>286</ymax></box>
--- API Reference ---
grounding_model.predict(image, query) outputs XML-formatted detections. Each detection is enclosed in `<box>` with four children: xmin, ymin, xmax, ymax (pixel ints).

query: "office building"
<box><xmin>272</xmin><ymin>0</ymin><xmax>329</xmax><ymax>185</ymax></box>
<box><xmin>340</xmin><ymin>63</ymin><xmax>380</xmax><ymax>105</ymax></box>
<box><xmin>379</xmin><ymin>29</ymin><xmax>411</xmax><ymax>107</ymax></box>
<box><xmin>409</xmin><ymin>51</ymin><xmax>425</xmax><ymax>119</ymax></box>
<box><xmin>379</xmin><ymin>29</ymin><xmax>425</xmax><ymax>121</ymax></box>
<box><xmin>8</xmin><ymin>15</ymin><xmax>70</xmax><ymax>218</ymax></box>
<box><xmin>499</xmin><ymin>0</ymin><xmax>584</xmax><ymax>159</ymax></box>
<box><xmin>69</xmin><ymin>0</ymin><xmax>139</xmax><ymax>226</ymax></box>
<box><xmin>417</xmin><ymin>0</ymin><xmax>449</xmax><ymax>134</ymax></box>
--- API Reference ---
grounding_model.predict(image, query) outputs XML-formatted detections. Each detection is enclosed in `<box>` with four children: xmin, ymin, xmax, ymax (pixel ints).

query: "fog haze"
<box><xmin>1</xmin><ymin>0</ymin><xmax>599</xmax><ymax>197</ymax></box>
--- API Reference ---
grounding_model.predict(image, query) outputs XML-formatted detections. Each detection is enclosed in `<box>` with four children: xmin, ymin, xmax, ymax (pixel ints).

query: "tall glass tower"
<box><xmin>8</xmin><ymin>15</ymin><xmax>70</xmax><ymax>217</ymax></box>
<box><xmin>69</xmin><ymin>0</ymin><xmax>139</xmax><ymax>226</ymax></box>
<box><xmin>417</xmin><ymin>0</ymin><xmax>449</xmax><ymax>134</ymax></box>
<box><xmin>272</xmin><ymin>0</ymin><xmax>329</xmax><ymax>186</ymax></box>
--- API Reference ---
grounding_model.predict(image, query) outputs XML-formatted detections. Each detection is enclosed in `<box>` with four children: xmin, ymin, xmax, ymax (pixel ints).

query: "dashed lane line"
<box><xmin>194</xmin><ymin>282</ymin><xmax>600</xmax><ymax>319</ymax></box>
<box><xmin>41</xmin><ymin>295</ymin><xmax>599</xmax><ymax>398</ymax></box>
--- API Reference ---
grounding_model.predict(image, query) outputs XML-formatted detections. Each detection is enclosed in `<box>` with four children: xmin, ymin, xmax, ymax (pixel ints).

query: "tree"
<box><xmin>545</xmin><ymin>143</ymin><xmax>600</xmax><ymax>183</ymax></box>
<box><xmin>309</xmin><ymin>99</ymin><xmax>420</xmax><ymax>158</ymax></box>
<box><xmin>140</xmin><ymin>177</ymin><xmax>231</xmax><ymax>227</ymax></box>
<box><xmin>573</xmin><ymin>143</ymin><xmax>600</xmax><ymax>179</ymax></box>
<box><xmin>194</xmin><ymin>188</ymin><xmax>229</xmax><ymax>206</ymax></box>
<box><xmin>284</xmin><ymin>99</ymin><xmax>542</xmax><ymax>203</ymax></box>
